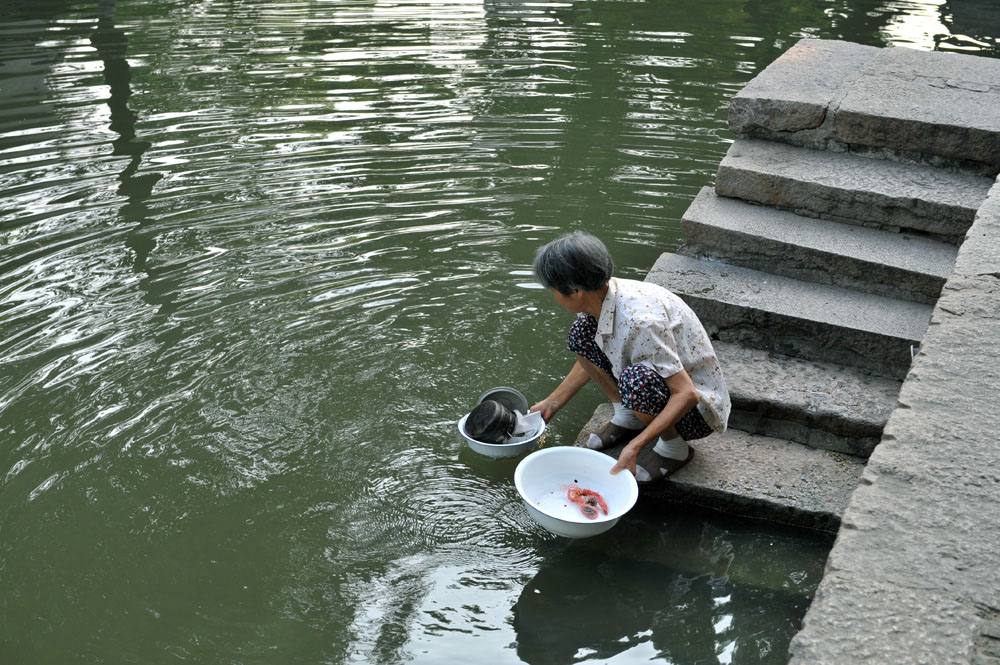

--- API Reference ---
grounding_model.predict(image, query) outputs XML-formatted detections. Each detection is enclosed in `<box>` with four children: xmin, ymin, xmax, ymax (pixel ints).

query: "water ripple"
<box><xmin>0</xmin><ymin>0</ymin><xmax>974</xmax><ymax>660</ymax></box>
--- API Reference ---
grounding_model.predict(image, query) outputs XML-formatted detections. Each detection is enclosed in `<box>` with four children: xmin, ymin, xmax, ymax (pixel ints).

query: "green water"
<box><xmin>2</xmin><ymin>0</ymin><xmax>996</xmax><ymax>662</ymax></box>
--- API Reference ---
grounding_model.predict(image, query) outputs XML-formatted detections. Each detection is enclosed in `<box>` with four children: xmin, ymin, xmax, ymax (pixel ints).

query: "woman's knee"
<box><xmin>618</xmin><ymin>364</ymin><xmax>671</xmax><ymax>415</ymax></box>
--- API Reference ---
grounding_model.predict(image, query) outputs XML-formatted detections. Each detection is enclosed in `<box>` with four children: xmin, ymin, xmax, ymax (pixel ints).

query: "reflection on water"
<box><xmin>512</xmin><ymin>506</ymin><xmax>831</xmax><ymax>665</ymax></box>
<box><xmin>1</xmin><ymin>0</ymin><xmax>997</xmax><ymax>662</ymax></box>
<box><xmin>936</xmin><ymin>0</ymin><xmax>1000</xmax><ymax>54</ymax></box>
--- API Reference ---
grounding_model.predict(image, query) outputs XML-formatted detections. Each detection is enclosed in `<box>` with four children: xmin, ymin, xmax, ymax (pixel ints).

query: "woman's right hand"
<box><xmin>531</xmin><ymin>361</ymin><xmax>589</xmax><ymax>424</ymax></box>
<box><xmin>529</xmin><ymin>397</ymin><xmax>561</xmax><ymax>423</ymax></box>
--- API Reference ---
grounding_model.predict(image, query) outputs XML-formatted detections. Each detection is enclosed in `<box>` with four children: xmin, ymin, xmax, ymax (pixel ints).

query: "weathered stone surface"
<box><xmin>572</xmin><ymin>404</ymin><xmax>864</xmax><ymax>532</ymax></box>
<box><xmin>714</xmin><ymin>341</ymin><xmax>900</xmax><ymax>457</ymax></box>
<box><xmin>729</xmin><ymin>39</ymin><xmax>878</xmax><ymax>145</ymax></box>
<box><xmin>790</xmin><ymin>577</ymin><xmax>980</xmax><ymax>665</ymax></box>
<box><xmin>836</xmin><ymin>46</ymin><xmax>1000</xmax><ymax>168</ymax></box>
<box><xmin>788</xmin><ymin>179</ymin><xmax>1000</xmax><ymax>663</ymax></box>
<box><xmin>648</xmin><ymin>252</ymin><xmax>932</xmax><ymax>380</ymax></box>
<box><xmin>715</xmin><ymin>139</ymin><xmax>992</xmax><ymax>242</ymax></box>
<box><xmin>729</xmin><ymin>38</ymin><xmax>1000</xmax><ymax>173</ymax></box>
<box><xmin>682</xmin><ymin>186</ymin><xmax>956</xmax><ymax>303</ymax></box>
<box><xmin>955</xmin><ymin>179</ymin><xmax>1000</xmax><ymax>276</ymax></box>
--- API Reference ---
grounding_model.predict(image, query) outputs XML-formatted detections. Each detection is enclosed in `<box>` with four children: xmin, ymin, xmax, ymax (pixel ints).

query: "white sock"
<box><xmin>610</xmin><ymin>402</ymin><xmax>645</xmax><ymax>430</ymax></box>
<box><xmin>653</xmin><ymin>436</ymin><xmax>689</xmax><ymax>461</ymax></box>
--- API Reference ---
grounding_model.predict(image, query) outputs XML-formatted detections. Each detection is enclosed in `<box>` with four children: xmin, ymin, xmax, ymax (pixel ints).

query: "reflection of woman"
<box><xmin>530</xmin><ymin>232</ymin><xmax>730</xmax><ymax>483</ymax></box>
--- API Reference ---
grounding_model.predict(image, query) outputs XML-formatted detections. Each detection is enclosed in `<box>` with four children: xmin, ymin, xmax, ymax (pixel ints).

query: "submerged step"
<box><xmin>569</xmin><ymin>512</ymin><xmax>828</xmax><ymax>598</ymax></box>
<box><xmin>715</xmin><ymin>341</ymin><xmax>900</xmax><ymax>458</ymax></box>
<box><xmin>681</xmin><ymin>187</ymin><xmax>957</xmax><ymax>304</ymax></box>
<box><xmin>715</xmin><ymin>139</ymin><xmax>991</xmax><ymax>243</ymax></box>
<box><xmin>573</xmin><ymin>404</ymin><xmax>864</xmax><ymax>532</ymax></box>
<box><xmin>647</xmin><ymin>253</ymin><xmax>933</xmax><ymax>380</ymax></box>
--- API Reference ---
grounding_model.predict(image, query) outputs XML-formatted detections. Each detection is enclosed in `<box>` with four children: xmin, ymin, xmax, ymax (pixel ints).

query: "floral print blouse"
<box><xmin>595</xmin><ymin>277</ymin><xmax>730</xmax><ymax>431</ymax></box>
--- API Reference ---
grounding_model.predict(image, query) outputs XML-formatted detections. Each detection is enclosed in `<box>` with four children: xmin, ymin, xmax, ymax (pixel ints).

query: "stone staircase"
<box><xmin>575</xmin><ymin>39</ymin><xmax>1000</xmax><ymax>531</ymax></box>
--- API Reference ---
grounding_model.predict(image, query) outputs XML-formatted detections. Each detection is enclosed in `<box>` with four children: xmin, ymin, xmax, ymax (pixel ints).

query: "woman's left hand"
<box><xmin>610</xmin><ymin>442</ymin><xmax>641</xmax><ymax>476</ymax></box>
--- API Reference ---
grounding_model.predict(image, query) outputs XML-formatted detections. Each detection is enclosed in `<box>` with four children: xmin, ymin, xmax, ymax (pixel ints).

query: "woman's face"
<box><xmin>550</xmin><ymin>288</ymin><xmax>582</xmax><ymax>314</ymax></box>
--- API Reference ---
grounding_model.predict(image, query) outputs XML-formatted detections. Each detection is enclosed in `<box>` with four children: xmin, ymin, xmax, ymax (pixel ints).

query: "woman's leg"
<box><xmin>618</xmin><ymin>364</ymin><xmax>714</xmax><ymax>441</ymax></box>
<box><xmin>566</xmin><ymin>315</ymin><xmax>645</xmax><ymax>448</ymax></box>
<box><xmin>618</xmin><ymin>364</ymin><xmax>713</xmax><ymax>483</ymax></box>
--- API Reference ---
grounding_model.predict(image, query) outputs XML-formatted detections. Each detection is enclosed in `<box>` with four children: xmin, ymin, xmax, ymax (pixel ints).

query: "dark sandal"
<box><xmin>584</xmin><ymin>421</ymin><xmax>644</xmax><ymax>451</ymax></box>
<box><xmin>637</xmin><ymin>446</ymin><xmax>695</xmax><ymax>485</ymax></box>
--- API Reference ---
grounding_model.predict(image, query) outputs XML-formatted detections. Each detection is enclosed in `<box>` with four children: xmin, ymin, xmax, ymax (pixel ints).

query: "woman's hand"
<box><xmin>610</xmin><ymin>440</ymin><xmax>642</xmax><ymax>476</ymax></box>
<box><xmin>529</xmin><ymin>397</ymin><xmax>561</xmax><ymax>423</ymax></box>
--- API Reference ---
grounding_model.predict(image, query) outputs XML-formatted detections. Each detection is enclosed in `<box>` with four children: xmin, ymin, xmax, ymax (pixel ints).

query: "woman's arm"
<box><xmin>610</xmin><ymin>368</ymin><xmax>699</xmax><ymax>476</ymax></box>
<box><xmin>529</xmin><ymin>360</ymin><xmax>590</xmax><ymax>422</ymax></box>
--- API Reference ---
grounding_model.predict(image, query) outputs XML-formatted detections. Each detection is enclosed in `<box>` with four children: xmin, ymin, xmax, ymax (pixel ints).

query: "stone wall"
<box><xmin>788</xmin><ymin>178</ymin><xmax>1000</xmax><ymax>664</ymax></box>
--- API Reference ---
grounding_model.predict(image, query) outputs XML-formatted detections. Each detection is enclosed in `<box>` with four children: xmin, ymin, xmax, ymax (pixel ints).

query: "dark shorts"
<box><xmin>567</xmin><ymin>314</ymin><xmax>714</xmax><ymax>441</ymax></box>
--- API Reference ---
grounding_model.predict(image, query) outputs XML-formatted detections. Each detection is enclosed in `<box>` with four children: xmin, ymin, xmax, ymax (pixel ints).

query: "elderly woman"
<box><xmin>530</xmin><ymin>232</ymin><xmax>730</xmax><ymax>483</ymax></box>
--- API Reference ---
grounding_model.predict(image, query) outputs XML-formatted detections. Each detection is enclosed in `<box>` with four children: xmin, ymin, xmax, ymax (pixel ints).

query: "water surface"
<box><xmin>2</xmin><ymin>0</ymin><xmax>997</xmax><ymax>662</ymax></box>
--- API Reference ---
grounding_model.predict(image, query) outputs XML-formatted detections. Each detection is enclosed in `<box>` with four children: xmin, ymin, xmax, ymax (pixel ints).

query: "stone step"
<box><xmin>715</xmin><ymin>341</ymin><xmax>900</xmax><ymax>458</ymax></box>
<box><xmin>729</xmin><ymin>38</ymin><xmax>1000</xmax><ymax>174</ymax></box>
<box><xmin>647</xmin><ymin>253</ymin><xmax>932</xmax><ymax>380</ymax></box>
<box><xmin>715</xmin><ymin>139</ymin><xmax>992</xmax><ymax>244</ymax></box>
<box><xmin>573</xmin><ymin>404</ymin><xmax>865</xmax><ymax>531</ymax></box>
<box><xmin>680</xmin><ymin>187</ymin><xmax>957</xmax><ymax>305</ymax></box>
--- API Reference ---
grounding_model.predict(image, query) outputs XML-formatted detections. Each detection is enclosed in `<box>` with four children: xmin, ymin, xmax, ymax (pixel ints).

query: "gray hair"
<box><xmin>532</xmin><ymin>231</ymin><xmax>614</xmax><ymax>295</ymax></box>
